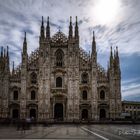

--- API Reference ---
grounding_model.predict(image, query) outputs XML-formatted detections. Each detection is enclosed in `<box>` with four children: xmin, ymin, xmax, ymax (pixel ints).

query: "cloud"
<box><xmin>122</xmin><ymin>84</ymin><xmax>140</xmax><ymax>101</ymax></box>
<box><xmin>122</xmin><ymin>76</ymin><xmax>140</xmax><ymax>100</ymax></box>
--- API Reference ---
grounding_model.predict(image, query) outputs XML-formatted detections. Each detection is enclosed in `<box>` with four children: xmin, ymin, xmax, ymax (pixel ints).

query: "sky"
<box><xmin>0</xmin><ymin>0</ymin><xmax>140</xmax><ymax>101</ymax></box>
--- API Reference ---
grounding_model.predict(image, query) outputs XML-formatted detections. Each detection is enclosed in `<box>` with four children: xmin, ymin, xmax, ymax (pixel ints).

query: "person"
<box><xmin>17</xmin><ymin>119</ymin><xmax>21</xmax><ymax>131</ymax></box>
<box><xmin>21</xmin><ymin>119</ymin><xmax>26</xmax><ymax>133</ymax></box>
<box><xmin>26</xmin><ymin>117</ymin><xmax>31</xmax><ymax>130</ymax></box>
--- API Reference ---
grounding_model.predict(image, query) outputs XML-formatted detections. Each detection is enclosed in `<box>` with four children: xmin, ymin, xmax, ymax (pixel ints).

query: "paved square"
<box><xmin>0</xmin><ymin>124</ymin><xmax>140</xmax><ymax>140</ymax></box>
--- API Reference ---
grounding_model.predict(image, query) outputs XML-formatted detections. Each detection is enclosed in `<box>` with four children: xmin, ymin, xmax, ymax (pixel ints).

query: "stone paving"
<box><xmin>0</xmin><ymin>124</ymin><xmax>140</xmax><ymax>140</ymax></box>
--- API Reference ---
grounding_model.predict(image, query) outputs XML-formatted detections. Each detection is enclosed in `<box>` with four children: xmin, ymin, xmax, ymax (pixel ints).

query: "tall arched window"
<box><xmin>81</xmin><ymin>73</ymin><xmax>89</xmax><ymax>84</ymax></box>
<box><xmin>30</xmin><ymin>72</ymin><xmax>37</xmax><ymax>84</ymax></box>
<box><xmin>56</xmin><ymin>49</ymin><xmax>64</xmax><ymax>67</ymax></box>
<box><xmin>13</xmin><ymin>90</ymin><xmax>18</xmax><ymax>100</ymax></box>
<box><xmin>82</xmin><ymin>90</ymin><xmax>87</xmax><ymax>100</ymax></box>
<box><xmin>56</xmin><ymin>77</ymin><xmax>62</xmax><ymax>87</ymax></box>
<box><xmin>31</xmin><ymin>90</ymin><xmax>36</xmax><ymax>100</ymax></box>
<box><xmin>100</xmin><ymin>90</ymin><xmax>105</xmax><ymax>100</ymax></box>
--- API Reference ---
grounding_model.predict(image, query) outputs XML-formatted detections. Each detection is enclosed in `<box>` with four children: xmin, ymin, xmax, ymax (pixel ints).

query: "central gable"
<box><xmin>51</xmin><ymin>30</ymin><xmax>68</xmax><ymax>47</ymax></box>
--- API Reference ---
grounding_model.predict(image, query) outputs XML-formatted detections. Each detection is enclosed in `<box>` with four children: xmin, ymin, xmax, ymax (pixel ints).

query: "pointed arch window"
<box><xmin>55</xmin><ymin>49</ymin><xmax>64</xmax><ymax>67</ymax></box>
<box><xmin>31</xmin><ymin>90</ymin><xmax>36</xmax><ymax>100</ymax></box>
<box><xmin>81</xmin><ymin>73</ymin><xmax>89</xmax><ymax>84</ymax></box>
<box><xmin>30</xmin><ymin>72</ymin><xmax>37</xmax><ymax>84</ymax></box>
<box><xmin>82</xmin><ymin>90</ymin><xmax>87</xmax><ymax>100</ymax></box>
<box><xmin>56</xmin><ymin>77</ymin><xmax>62</xmax><ymax>87</ymax></box>
<box><xmin>100</xmin><ymin>90</ymin><xmax>105</xmax><ymax>100</ymax></box>
<box><xmin>13</xmin><ymin>90</ymin><xmax>18</xmax><ymax>100</ymax></box>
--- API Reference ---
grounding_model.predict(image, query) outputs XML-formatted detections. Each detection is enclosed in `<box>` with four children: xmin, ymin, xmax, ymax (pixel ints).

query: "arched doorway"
<box><xmin>82</xmin><ymin>109</ymin><xmax>88</xmax><ymax>120</ymax></box>
<box><xmin>12</xmin><ymin>109</ymin><xmax>19</xmax><ymax>119</ymax></box>
<box><xmin>100</xmin><ymin>109</ymin><xmax>106</xmax><ymax>119</ymax></box>
<box><xmin>30</xmin><ymin>109</ymin><xmax>36</xmax><ymax>119</ymax></box>
<box><xmin>54</xmin><ymin>103</ymin><xmax>63</xmax><ymax>120</ymax></box>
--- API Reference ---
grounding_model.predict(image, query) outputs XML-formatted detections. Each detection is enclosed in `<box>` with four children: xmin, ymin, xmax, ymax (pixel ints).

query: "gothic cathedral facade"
<box><xmin>0</xmin><ymin>17</ymin><xmax>122</xmax><ymax>122</ymax></box>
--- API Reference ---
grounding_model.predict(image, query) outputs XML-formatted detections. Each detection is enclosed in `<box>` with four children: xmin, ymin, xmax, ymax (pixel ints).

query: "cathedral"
<box><xmin>0</xmin><ymin>16</ymin><xmax>122</xmax><ymax>122</ymax></box>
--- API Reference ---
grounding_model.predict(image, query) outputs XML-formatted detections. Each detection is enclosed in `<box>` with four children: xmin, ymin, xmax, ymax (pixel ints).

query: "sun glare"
<box><xmin>93</xmin><ymin>0</ymin><xmax>120</xmax><ymax>24</ymax></box>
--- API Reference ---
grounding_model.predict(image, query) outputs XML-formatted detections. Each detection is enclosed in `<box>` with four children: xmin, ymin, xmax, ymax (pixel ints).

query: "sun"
<box><xmin>92</xmin><ymin>0</ymin><xmax>120</xmax><ymax>24</ymax></box>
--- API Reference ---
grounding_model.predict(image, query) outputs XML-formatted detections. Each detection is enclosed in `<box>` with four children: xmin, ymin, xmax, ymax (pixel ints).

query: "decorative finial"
<box><xmin>1</xmin><ymin>46</ymin><xmax>3</xmax><ymax>57</ymax></box>
<box><xmin>12</xmin><ymin>61</ymin><xmax>15</xmax><ymax>73</ymax></box>
<box><xmin>116</xmin><ymin>46</ymin><xmax>118</xmax><ymax>51</ymax></box>
<box><xmin>116</xmin><ymin>46</ymin><xmax>118</xmax><ymax>56</ymax></box>
<box><xmin>7</xmin><ymin>46</ymin><xmax>9</xmax><ymax>57</ymax></box>
<box><xmin>70</xmin><ymin>16</ymin><xmax>72</xmax><ymax>22</ymax></box>
<box><xmin>42</xmin><ymin>16</ymin><xmax>44</xmax><ymax>26</ymax></box>
<box><xmin>93</xmin><ymin>31</ymin><xmax>95</xmax><ymax>40</ymax></box>
<box><xmin>4</xmin><ymin>48</ymin><xmax>6</xmax><ymax>57</ymax></box>
<box><xmin>110</xmin><ymin>46</ymin><xmax>113</xmax><ymax>57</ymax></box>
<box><xmin>114</xmin><ymin>49</ymin><xmax>116</xmax><ymax>58</ymax></box>
<box><xmin>24</xmin><ymin>32</ymin><xmax>26</xmax><ymax>42</ymax></box>
<box><xmin>47</xmin><ymin>16</ymin><xmax>49</xmax><ymax>23</ymax></box>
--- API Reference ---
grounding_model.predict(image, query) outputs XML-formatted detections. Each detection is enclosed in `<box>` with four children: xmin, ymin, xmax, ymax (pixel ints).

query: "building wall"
<box><xmin>0</xmin><ymin>18</ymin><xmax>123</xmax><ymax>122</ymax></box>
<box><xmin>122</xmin><ymin>101</ymin><xmax>140</xmax><ymax>119</ymax></box>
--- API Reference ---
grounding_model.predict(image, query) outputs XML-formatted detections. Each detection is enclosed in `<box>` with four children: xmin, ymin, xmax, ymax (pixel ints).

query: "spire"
<box><xmin>42</xmin><ymin>16</ymin><xmax>44</xmax><ymax>26</ymax></box>
<box><xmin>116</xmin><ymin>46</ymin><xmax>119</xmax><ymax>57</ymax></box>
<box><xmin>110</xmin><ymin>46</ymin><xmax>114</xmax><ymax>68</ymax></box>
<box><xmin>75</xmin><ymin>16</ymin><xmax>79</xmax><ymax>40</ymax></box>
<box><xmin>110</xmin><ymin>46</ymin><xmax>113</xmax><ymax>59</ymax></box>
<box><xmin>115</xmin><ymin>46</ymin><xmax>120</xmax><ymax>66</ymax></box>
<box><xmin>69</xmin><ymin>16</ymin><xmax>73</xmax><ymax>39</ymax></box>
<box><xmin>91</xmin><ymin>31</ymin><xmax>97</xmax><ymax>64</ymax></box>
<box><xmin>12</xmin><ymin>61</ymin><xmax>14</xmax><ymax>74</ymax></box>
<box><xmin>6</xmin><ymin>46</ymin><xmax>10</xmax><ymax>71</ymax></box>
<box><xmin>24</xmin><ymin>32</ymin><xmax>26</xmax><ymax>42</ymax></box>
<box><xmin>92</xmin><ymin>31</ymin><xmax>96</xmax><ymax>52</ymax></box>
<box><xmin>114</xmin><ymin>49</ymin><xmax>116</xmax><ymax>58</ymax></box>
<box><xmin>7</xmin><ymin>46</ymin><xmax>9</xmax><ymax>58</ymax></box>
<box><xmin>40</xmin><ymin>16</ymin><xmax>45</xmax><ymax>39</ymax></box>
<box><xmin>1</xmin><ymin>47</ymin><xmax>3</xmax><ymax>58</ymax></box>
<box><xmin>23</xmin><ymin>32</ymin><xmax>27</xmax><ymax>54</ymax></box>
<box><xmin>46</xmin><ymin>16</ymin><xmax>50</xmax><ymax>39</ymax></box>
<box><xmin>4</xmin><ymin>48</ymin><xmax>6</xmax><ymax>57</ymax></box>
